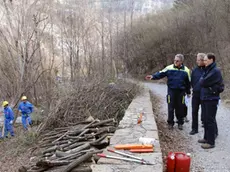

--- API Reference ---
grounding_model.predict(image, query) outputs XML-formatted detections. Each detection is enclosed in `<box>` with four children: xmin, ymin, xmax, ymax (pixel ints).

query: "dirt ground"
<box><xmin>0</xmin><ymin>125</ymin><xmax>38</xmax><ymax>172</ymax></box>
<box><xmin>150</xmin><ymin>92</ymin><xmax>196</xmax><ymax>171</ymax></box>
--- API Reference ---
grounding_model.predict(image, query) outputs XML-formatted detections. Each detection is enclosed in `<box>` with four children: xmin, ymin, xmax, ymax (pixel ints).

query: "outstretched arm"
<box><xmin>145</xmin><ymin>66</ymin><xmax>168</xmax><ymax>80</ymax></box>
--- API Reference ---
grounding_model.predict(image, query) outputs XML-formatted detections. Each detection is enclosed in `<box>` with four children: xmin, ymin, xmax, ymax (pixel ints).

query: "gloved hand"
<box><xmin>10</xmin><ymin>121</ymin><xmax>13</xmax><ymax>124</ymax></box>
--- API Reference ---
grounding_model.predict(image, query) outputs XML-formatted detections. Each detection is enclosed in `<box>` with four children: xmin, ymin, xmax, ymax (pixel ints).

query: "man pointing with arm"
<box><xmin>146</xmin><ymin>54</ymin><xmax>191</xmax><ymax>130</ymax></box>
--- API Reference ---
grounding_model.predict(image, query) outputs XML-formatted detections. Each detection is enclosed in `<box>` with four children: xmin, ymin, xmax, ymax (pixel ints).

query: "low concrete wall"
<box><xmin>91</xmin><ymin>89</ymin><xmax>163</xmax><ymax>172</ymax></box>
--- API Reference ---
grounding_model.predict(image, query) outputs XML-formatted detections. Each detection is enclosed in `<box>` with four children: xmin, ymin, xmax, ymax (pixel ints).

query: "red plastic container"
<box><xmin>167</xmin><ymin>152</ymin><xmax>176</xmax><ymax>172</ymax></box>
<box><xmin>167</xmin><ymin>152</ymin><xmax>191</xmax><ymax>172</ymax></box>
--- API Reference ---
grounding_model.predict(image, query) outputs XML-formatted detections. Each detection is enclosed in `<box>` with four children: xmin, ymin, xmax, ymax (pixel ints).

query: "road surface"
<box><xmin>145</xmin><ymin>82</ymin><xmax>230</xmax><ymax>172</ymax></box>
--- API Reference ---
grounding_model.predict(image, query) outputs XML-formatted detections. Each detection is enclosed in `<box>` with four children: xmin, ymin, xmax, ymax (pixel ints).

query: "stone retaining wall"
<box><xmin>91</xmin><ymin>89</ymin><xmax>163</xmax><ymax>172</ymax></box>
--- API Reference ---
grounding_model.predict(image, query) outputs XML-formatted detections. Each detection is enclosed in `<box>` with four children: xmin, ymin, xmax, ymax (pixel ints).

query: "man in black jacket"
<box><xmin>189</xmin><ymin>53</ymin><xmax>205</xmax><ymax>135</ymax></box>
<box><xmin>198</xmin><ymin>53</ymin><xmax>224</xmax><ymax>149</ymax></box>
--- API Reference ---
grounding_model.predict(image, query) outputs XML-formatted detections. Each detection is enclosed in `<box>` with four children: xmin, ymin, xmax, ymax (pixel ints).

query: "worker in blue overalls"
<box><xmin>146</xmin><ymin>54</ymin><xmax>191</xmax><ymax>130</ymax></box>
<box><xmin>18</xmin><ymin>96</ymin><xmax>33</xmax><ymax>130</ymax></box>
<box><xmin>1</xmin><ymin>101</ymin><xmax>14</xmax><ymax>138</ymax></box>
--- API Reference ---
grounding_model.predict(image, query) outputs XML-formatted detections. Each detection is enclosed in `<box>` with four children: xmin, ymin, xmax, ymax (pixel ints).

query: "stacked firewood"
<box><xmin>19</xmin><ymin>119</ymin><xmax>117</xmax><ymax>172</ymax></box>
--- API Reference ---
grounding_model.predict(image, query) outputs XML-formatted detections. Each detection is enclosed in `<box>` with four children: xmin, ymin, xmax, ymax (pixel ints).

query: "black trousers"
<box><xmin>191</xmin><ymin>96</ymin><xmax>204</xmax><ymax>131</ymax></box>
<box><xmin>202</xmin><ymin>100</ymin><xmax>219</xmax><ymax>145</ymax></box>
<box><xmin>167</xmin><ymin>89</ymin><xmax>185</xmax><ymax>126</ymax></box>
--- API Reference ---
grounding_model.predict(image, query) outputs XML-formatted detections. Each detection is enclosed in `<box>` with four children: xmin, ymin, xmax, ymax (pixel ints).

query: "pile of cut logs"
<box><xmin>19</xmin><ymin>118</ymin><xmax>117</xmax><ymax>172</ymax></box>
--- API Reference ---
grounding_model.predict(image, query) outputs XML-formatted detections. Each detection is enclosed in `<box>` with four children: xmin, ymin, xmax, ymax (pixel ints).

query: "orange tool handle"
<box><xmin>114</xmin><ymin>144</ymin><xmax>153</xmax><ymax>150</ymax></box>
<box><xmin>137</xmin><ymin>113</ymin><xmax>143</xmax><ymax>124</ymax></box>
<box><xmin>129</xmin><ymin>148</ymin><xmax>154</xmax><ymax>153</ymax></box>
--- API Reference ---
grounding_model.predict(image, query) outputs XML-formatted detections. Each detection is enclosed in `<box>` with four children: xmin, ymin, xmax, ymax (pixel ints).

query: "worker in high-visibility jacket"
<box><xmin>2</xmin><ymin>101</ymin><xmax>14</xmax><ymax>138</ymax></box>
<box><xmin>146</xmin><ymin>54</ymin><xmax>191</xmax><ymax>130</ymax></box>
<box><xmin>18</xmin><ymin>96</ymin><xmax>33</xmax><ymax>130</ymax></box>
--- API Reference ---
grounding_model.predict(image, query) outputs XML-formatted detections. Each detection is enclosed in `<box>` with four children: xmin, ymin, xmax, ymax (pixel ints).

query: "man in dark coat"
<box><xmin>189</xmin><ymin>53</ymin><xmax>205</xmax><ymax>135</ymax></box>
<box><xmin>198</xmin><ymin>53</ymin><xmax>224</xmax><ymax>149</ymax></box>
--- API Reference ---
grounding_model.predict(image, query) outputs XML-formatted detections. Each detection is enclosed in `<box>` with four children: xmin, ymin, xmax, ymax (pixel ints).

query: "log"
<box><xmin>68</xmin><ymin>129</ymin><xmax>85</xmax><ymax>136</ymax></box>
<box><xmin>52</xmin><ymin>131</ymin><xmax>69</xmax><ymax>143</ymax></box>
<box><xmin>36</xmin><ymin>160</ymin><xmax>70</xmax><ymax>168</ymax></box>
<box><xmin>64</xmin><ymin>142</ymin><xmax>85</xmax><ymax>151</ymax></box>
<box><xmin>58</xmin><ymin>152</ymin><xmax>84</xmax><ymax>161</ymax></box>
<box><xmin>78</xmin><ymin>129</ymin><xmax>90</xmax><ymax>137</ymax></box>
<box><xmin>38</xmin><ymin>140</ymin><xmax>54</xmax><ymax>146</ymax></box>
<box><xmin>39</xmin><ymin>142</ymin><xmax>56</xmax><ymax>148</ymax></box>
<box><xmin>89</xmin><ymin>126</ymin><xmax>116</xmax><ymax>133</ymax></box>
<box><xmin>69</xmin><ymin>121</ymin><xmax>93</xmax><ymax>126</ymax></box>
<box><xmin>27</xmin><ymin>165</ymin><xmax>50</xmax><ymax>172</ymax></box>
<box><xmin>42</xmin><ymin>146</ymin><xmax>58</xmax><ymax>154</ymax></box>
<box><xmin>41</xmin><ymin>134</ymin><xmax>64</xmax><ymax>143</ymax></box>
<box><xmin>67</xmin><ymin>150</ymin><xmax>101</xmax><ymax>162</ymax></box>
<box><xmin>90</xmin><ymin>119</ymin><xmax>115</xmax><ymax>128</ymax></box>
<box><xmin>90</xmin><ymin>134</ymin><xmax>108</xmax><ymax>145</ymax></box>
<box><xmin>82</xmin><ymin>120</ymin><xmax>97</xmax><ymax>130</ymax></box>
<box><xmin>68</xmin><ymin>126</ymin><xmax>115</xmax><ymax>137</ymax></box>
<box><xmin>54</xmin><ymin>126</ymin><xmax>71</xmax><ymax>131</ymax></box>
<box><xmin>63</xmin><ymin>152</ymin><xmax>93</xmax><ymax>172</ymax></box>
<box><xmin>43</xmin><ymin>153</ymin><xmax>54</xmax><ymax>158</ymax></box>
<box><xmin>58</xmin><ymin>149</ymin><xmax>102</xmax><ymax>161</ymax></box>
<box><xmin>42</xmin><ymin>130</ymin><xmax>67</xmax><ymax>138</ymax></box>
<box><xmin>93</xmin><ymin>129</ymin><xmax>108</xmax><ymax>137</ymax></box>
<box><xmin>61</xmin><ymin>141</ymin><xmax>88</xmax><ymax>150</ymax></box>
<box><xmin>42</xmin><ymin>133</ymin><xmax>64</xmax><ymax>140</ymax></box>
<box><xmin>55</xmin><ymin>150</ymin><xmax>69</xmax><ymax>158</ymax></box>
<box><xmin>66</xmin><ymin>143</ymin><xmax>90</xmax><ymax>154</ymax></box>
<box><xmin>65</xmin><ymin>135</ymin><xmax>93</xmax><ymax>141</ymax></box>
<box><xmin>60</xmin><ymin>142</ymin><xmax>76</xmax><ymax>151</ymax></box>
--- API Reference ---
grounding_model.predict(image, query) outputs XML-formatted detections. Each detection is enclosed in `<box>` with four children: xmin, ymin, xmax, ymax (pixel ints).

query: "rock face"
<box><xmin>91</xmin><ymin>89</ymin><xmax>163</xmax><ymax>172</ymax></box>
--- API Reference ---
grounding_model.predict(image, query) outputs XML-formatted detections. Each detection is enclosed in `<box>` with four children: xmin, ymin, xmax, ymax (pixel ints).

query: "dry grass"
<box><xmin>0</xmin><ymin>125</ymin><xmax>39</xmax><ymax>172</ymax></box>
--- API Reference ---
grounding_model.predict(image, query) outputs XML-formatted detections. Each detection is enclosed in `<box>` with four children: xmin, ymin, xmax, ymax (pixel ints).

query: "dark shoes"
<box><xmin>168</xmin><ymin>124</ymin><xmax>183</xmax><ymax>130</ymax></box>
<box><xmin>184</xmin><ymin>117</ymin><xmax>189</xmax><ymax>123</ymax></box>
<box><xmin>198</xmin><ymin>139</ymin><xmax>207</xmax><ymax>144</ymax></box>
<box><xmin>201</xmin><ymin>143</ymin><xmax>215</xmax><ymax>149</ymax></box>
<box><xmin>178</xmin><ymin>124</ymin><xmax>183</xmax><ymax>130</ymax></box>
<box><xmin>189</xmin><ymin>130</ymin><xmax>198</xmax><ymax>135</ymax></box>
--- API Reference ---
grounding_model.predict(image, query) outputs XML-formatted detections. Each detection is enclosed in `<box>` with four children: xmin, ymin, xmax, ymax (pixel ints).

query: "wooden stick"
<box><xmin>82</xmin><ymin>120</ymin><xmax>97</xmax><ymax>130</ymax></box>
<box><xmin>36</xmin><ymin>160</ymin><xmax>70</xmax><ymax>168</ymax></box>
<box><xmin>55</xmin><ymin>150</ymin><xmax>69</xmax><ymax>158</ymax></box>
<box><xmin>64</xmin><ymin>142</ymin><xmax>85</xmax><ymax>151</ymax></box>
<box><xmin>42</xmin><ymin>146</ymin><xmax>58</xmax><ymax>154</ymax></box>
<box><xmin>63</xmin><ymin>152</ymin><xmax>93</xmax><ymax>172</ymax></box>
<box><xmin>66</xmin><ymin>143</ymin><xmax>90</xmax><ymax>154</ymax></box>
<box><xmin>52</xmin><ymin>131</ymin><xmax>69</xmax><ymax>143</ymax></box>
<box><xmin>78</xmin><ymin>129</ymin><xmax>90</xmax><ymax>137</ymax></box>
<box><xmin>90</xmin><ymin>134</ymin><xmax>108</xmax><ymax>145</ymax></box>
<box><xmin>90</xmin><ymin>119</ymin><xmax>115</xmax><ymax>128</ymax></box>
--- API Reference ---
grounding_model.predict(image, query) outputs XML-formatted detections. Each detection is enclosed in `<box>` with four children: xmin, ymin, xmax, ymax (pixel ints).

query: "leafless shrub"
<box><xmin>38</xmin><ymin>79</ymin><xmax>140</xmax><ymax>132</ymax></box>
